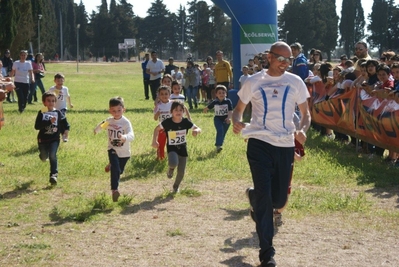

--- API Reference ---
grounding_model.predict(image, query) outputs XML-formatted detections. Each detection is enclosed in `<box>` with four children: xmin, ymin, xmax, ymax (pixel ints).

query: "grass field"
<box><xmin>0</xmin><ymin>62</ymin><xmax>398</xmax><ymax>266</ymax></box>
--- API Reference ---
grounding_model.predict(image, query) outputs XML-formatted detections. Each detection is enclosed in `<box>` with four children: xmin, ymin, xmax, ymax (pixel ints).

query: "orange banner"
<box><xmin>310</xmin><ymin>85</ymin><xmax>399</xmax><ymax>152</ymax></box>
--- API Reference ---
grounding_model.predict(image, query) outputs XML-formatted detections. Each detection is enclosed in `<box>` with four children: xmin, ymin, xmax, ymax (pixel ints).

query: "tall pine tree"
<box><xmin>339</xmin><ymin>0</ymin><xmax>365</xmax><ymax>57</ymax></box>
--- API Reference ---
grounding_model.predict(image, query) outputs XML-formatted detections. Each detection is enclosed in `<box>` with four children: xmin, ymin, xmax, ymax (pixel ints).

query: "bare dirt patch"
<box><xmin>1</xmin><ymin>179</ymin><xmax>398</xmax><ymax>267</ymax></box>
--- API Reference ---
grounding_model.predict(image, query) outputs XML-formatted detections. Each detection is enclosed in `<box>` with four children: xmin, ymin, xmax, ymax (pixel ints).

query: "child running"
<box><xmin>152</xmin><ymin>101</ymin><xmax>201</xmax><ymax>193</ymax></box>
<box><xmin>94</xmin><ymin>97</ymin><xmax>134</xmax><ymax>202</ymax></box>
<box><xmin>48</xmin><ymin>73</ymin><xmax>73</xmax><ymax>142</ymax></box>
<box><xmin>170</xmin><ymin>81</ymin><xmax>191</xmax><ymax>120</ymax></box>
<box><xmin>34</xmin><ymin>91</ymin><xmax>69</xmax><ymax>185</ymax></box>
<box><xmin>153</xmin><ymin>85</ymin><xmax>173</xmax><ymax>160</ymax></box>
<box><xmin>203</xmin><ymin>85</ymin><xmax>233</xmax><ymax>153</ymax></box>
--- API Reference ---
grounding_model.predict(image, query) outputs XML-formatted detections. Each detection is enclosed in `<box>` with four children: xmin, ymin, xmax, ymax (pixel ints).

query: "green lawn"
<box><xmin>0</xmin><ymin>61</ymin><xmax>398</xmax><ymax>265</ymax></box>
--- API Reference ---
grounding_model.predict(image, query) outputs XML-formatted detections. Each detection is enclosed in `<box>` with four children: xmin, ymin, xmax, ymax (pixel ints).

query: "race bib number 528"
<box><xmin>168</xmin><ymin>129</ymin><xmax>187</xmax><ymax>145</ymax></box>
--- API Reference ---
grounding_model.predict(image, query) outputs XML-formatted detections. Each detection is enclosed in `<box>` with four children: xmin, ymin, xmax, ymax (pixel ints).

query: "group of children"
<box><xmin>34</xmin><ymin>67</ymin><xmax>235</xmax><ymax>202</ymax></box>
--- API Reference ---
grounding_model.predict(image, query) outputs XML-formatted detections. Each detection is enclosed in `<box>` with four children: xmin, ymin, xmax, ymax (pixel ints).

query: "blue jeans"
<box><xmin>28</xmin><ymin>82</ymin><xmax>37</xmax><ymax>103</ymax></box>
<box><xmin>38</xmin><ymin>140</ymin><xmax>60</xmax><ymax>176</ymax></box>
<box><xmin>246</xmin><ymin>138</ymin><xmax>294</xmax><ymax>262</ymax></box>
<box><xmin>214</xmin><ymin>117</ymin><xmax>230</xmax><ymax>146</ymax></box>
<box><xmin>36</xmin><ymin>78</ymin><xmax>46</xmax><ymax>94</ymax></box>
<box><xmin>186</xmin><ymin>85</ymin><xmax>198</xmax><ymax>109</ymax></box>
<box><xmin>108</xmin><ymin>149</ymin><xmax>130</xmax><ymax>190</ymax></box>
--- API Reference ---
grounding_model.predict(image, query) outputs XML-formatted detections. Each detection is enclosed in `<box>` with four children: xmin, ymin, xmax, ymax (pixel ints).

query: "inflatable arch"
<box><xmin>210</xmin><ymin>0</ymin><xmax>278</xmax><ymax>89</ymax></box>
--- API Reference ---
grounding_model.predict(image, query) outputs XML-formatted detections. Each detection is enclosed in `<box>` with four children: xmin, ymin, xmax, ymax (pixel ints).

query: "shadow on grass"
<box><xmin>47</xmin><ymin>193</ymin><xmax>115</xmax><ymax>225</ymax></box>
<box><xmin>194</xmin><ymin>149</ymin><xmax>219</xmax><ymax>161</ymax></box>
<box><xmin>47</xmin><ymin>207</ymin><xmax>113</xmax><ymax>226</ymax></box>
<box><xmin>11</xmin><ymin>145</ymin><xmax>37</xmax><ymax>157</ymax></box>
<box><xmin>123</xmin><ymin>152</ymin><xmax>167</xmax><ymax>180</ymax></box>
<box><xmin>219</xmin><ymin>232</ymin><xmax>258</xmax><ymax>266</ymax></box>
<box><xmin>0</xmin><ymin>181</ymin><xmax>35</xmax><ymax>200</ymax></box>
<box><xmin>221</xmin><ymin>208</ymin><xmax>248</xmax><ymax>221</ymax></box>
<box><xmin>47</xmin><ymin>205</ymin><xmax>113</xmax><ymax>226</ymax></box>
<box><xmin>307</xmin><ymin>130</ymin><xmax>399</xmax><ymax>191</ymax></box>
<box><xmin>365</xmin><ymin>187</ymin><xmax>399</xmax><ymax>209</ymax></box>
<box><xmin>220</xmin><ymin>256</ymin><xmax>252</xmax><ymax>267</ymax></box>
<box><xmin>120</xmin><ymin>194</ymin><xmax>174</xmax><ymax>215</ymax></box>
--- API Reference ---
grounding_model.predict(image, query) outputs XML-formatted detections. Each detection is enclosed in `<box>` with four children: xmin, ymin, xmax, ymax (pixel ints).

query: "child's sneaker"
<box><xmin>216</xmin><ymin>146</ymin><xmax>223</xmax><ymax>153</ymax></box>
<box><xmin>105</xmin><ymin>164</ymin><xmax>111</xmax><ymax>173</ymax></box>
<box><xmin>49</xmin><ymin>174</ymin><xmax>58</xmax><ymax>185</ymax></box>
<box><xmin>172</xmin><ymin>186</ymin><xmax>180</xmax><ymax>193</ymax></box>
<box><xmin>167</xmin><ymin>168</ymin><xmax>174</xmax><ymax>179</ymax></box>
<box><xmin>62</xmin><ymin>134</ymin><xmax>68</xmax><ymax>142</ymax></box>
<box><xmin>112</xmin><ymin>190</ymin><xmax>120</xmax><ymax>202</ymax></box>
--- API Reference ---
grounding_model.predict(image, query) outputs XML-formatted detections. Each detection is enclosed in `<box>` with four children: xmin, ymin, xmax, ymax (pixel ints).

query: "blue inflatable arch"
<box><xmin>211</xmin><ymin>0</ymin><xmax>278</xmax><ymax>89</ymax></box>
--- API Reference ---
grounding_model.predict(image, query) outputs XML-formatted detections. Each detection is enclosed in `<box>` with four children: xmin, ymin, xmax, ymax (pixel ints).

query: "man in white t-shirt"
<box><xmin>146</xmin><ymin>51</ymin><xmax>165</xmax><ymax>101</ymax></box>
<box><xmin>232</xmin><ymin>41</ymin><xmax>311</xmax><ymax>267</ymax></box>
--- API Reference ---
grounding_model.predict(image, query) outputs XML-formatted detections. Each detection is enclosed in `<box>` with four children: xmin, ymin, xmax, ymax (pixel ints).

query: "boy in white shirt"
<box><xmin>48</xmin><ymin>73</ymin><xmax>73</xmax><ymax>142</ymax></box>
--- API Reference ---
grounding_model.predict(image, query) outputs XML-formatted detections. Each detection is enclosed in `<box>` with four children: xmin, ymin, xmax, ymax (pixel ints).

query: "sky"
<box><xmin>75</xmin><ymin>0</ymin><xmax>381</xmax><ymax>22</ymax></box>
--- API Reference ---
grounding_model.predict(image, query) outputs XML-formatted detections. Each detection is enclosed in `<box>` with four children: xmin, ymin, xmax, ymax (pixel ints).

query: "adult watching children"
<box><xmin>10</xmin><ymin>50</ymin><xmax>35</xmax><ymax>113</ymax></box>
<box><xmin>353</xmin><ymin>41</ymin><xmax>371</xmax><ymax>77</ymax></box>
<box><xmin>141</xmin><ymin>53</ymin><xmax>150</xmax><ymax>100</ymax></box>
<box><xmin>146</xmin><ymin>51</ymin><xmax>165</xmax><ymax>101</ymax></box>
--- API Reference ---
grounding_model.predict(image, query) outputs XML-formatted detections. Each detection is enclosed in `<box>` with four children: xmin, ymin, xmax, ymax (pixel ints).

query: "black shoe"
<box><xmin>261</xmin><ymin>257</ymin><xmax>276</xmax><ymax>267</ymax></box>
<box><xmin>49</xmin><ymin>174</ymin><xmax>58</xmax><ymax>185</ymax></box>
<box><xmin>167</xmin><ymin>168</ymin><xmax>174</xmax><ymax>179</ymax></box>
<box><xmin>245</xmin><ymin>187</ymin><xmax>255</xmax><ymax>222</ymax></box>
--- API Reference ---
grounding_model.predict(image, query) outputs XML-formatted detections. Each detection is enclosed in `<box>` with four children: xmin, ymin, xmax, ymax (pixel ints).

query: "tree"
<box><xmin>175</xmin><ymin>5</ymin><xmax>188</xmax><ymax>60</ymax></box>
<box><xmin>0</xmin><ymin>1</ymin><xmax>18</xmax><ymax>52</ymax></box>
<box><xmin>139</xmin><ymin>0</ymin><xmax>173</xmax><ymax>58</ymax></box>
<box><xmin>187</xmin><ymin>1</ymin><xmax>211</xmax><ymax>60</ymax></box>
<box><xmin>75</xmin><ymin>0</ymin><xmax>90</xmax><ymax>60</ymax></box>
<box><xmin>209</xmin><ymin>5</ymin><xmax>231</xmax><ymax>59</ymax></box>
<box><xmin>389</xmin><ymin>4</ymin><xmax>399</xmax><ymax>50</ymax></box>
<box><xmin>367</xmin><ymin>0</ymin><xmax>390</xmax><ymax>54</ymax></box>
<box><xmin>278</xmin><ymin>0</ymin><xmax>308</xmax><ymax>46</ymax></box>
<box><xmin>279</xmin><ymin>0</ymin><xmax>338</xmax><ymax>60</ymax></box>
<box><xmin>339</xmin><ymin>0</ymin><xmax>365</xmax><ymax>57</ymax></box>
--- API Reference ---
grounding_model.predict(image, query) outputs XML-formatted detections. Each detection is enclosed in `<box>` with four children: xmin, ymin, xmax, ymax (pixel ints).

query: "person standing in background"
<box><xmin>164</xmin><ymin>57</ymin><xmax>177</xmax><ymax>76</ymax></box>
<box><xmin>146</xmin><ymin>51</ymin><xmax>165</xmax><ymax>101</ymax></box>
<box><xmin>2</xmin><ymin>50</ymin><xmax>15</xmax><ymax>103</ymax></box>
<box><xmin>290</xmin><ymin>42</ymin><xmax>308</xmax><ymax>81</ymax></box>
<box><xmin>32</xmin><ymin>53</ymin><xmax>46</xmax><ymax>95</ymax></box>
<box><xmin>142</xmin><ymin>53</ymin><xmax>150</xmax><ymax>100</ymax></box>
<box><xmin>10</xmin><ymin>50</ymin><xmax>35</xmax><ymax>113</ymax></box>
<box><xmin>214</xmin><ymin>50</ymin><xmax>233</xmax><ymax>89</ymax></box>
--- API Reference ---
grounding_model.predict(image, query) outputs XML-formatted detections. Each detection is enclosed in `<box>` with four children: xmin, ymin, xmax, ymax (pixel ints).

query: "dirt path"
<box><xmin>1</xmin><ymin>180</ymin><xmax>398</xmax><ymax>267</ymax></box>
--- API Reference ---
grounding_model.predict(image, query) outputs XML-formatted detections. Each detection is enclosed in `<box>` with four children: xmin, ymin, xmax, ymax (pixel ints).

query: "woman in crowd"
<box><xmin>32</xmin><ymin>53</ymin><xmax>46</xmax><ymax>95</ymax></box>
<box><xmin>10</xmin><ymin>50</ymin><xmax>34</xmax><ymax>113</ymax></box>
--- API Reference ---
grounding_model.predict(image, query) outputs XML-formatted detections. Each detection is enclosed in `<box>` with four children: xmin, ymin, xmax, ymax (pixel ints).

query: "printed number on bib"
<box><xmin>160</xmin><ymin>113</ymin><xmax>171</xmax><ymax>121</ymax></box>
<box><xmin>168</xmin><ymin>130</ymin><xmax>186</xmax><ymax>145</ymax></box>
<box><xmin>214</xmin><ymin>104</ymin><xmax>228</xmax><ymax>116</ymax></box>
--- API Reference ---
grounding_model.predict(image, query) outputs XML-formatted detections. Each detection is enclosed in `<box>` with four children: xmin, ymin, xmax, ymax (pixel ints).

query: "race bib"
<box><xmin>214</xmin><ymin>104</ymin><xmax>228</xmax><ymax>116</ymax></box>
<box><xmin>168</xmin><ymin>130</ymin><xmax>186</xmax><ymax>145</ymax></box>
<box><xmin>159</xmin><ymin>112</ymin><xmax>171</xmax><ymax>122</ymax></box>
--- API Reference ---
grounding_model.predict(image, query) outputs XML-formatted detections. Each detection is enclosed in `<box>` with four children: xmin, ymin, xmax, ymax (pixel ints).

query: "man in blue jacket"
<box><xmin>290</xmin><ymin>42</ymin><xmax>308</xmax><ymax>81</ymax></box>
